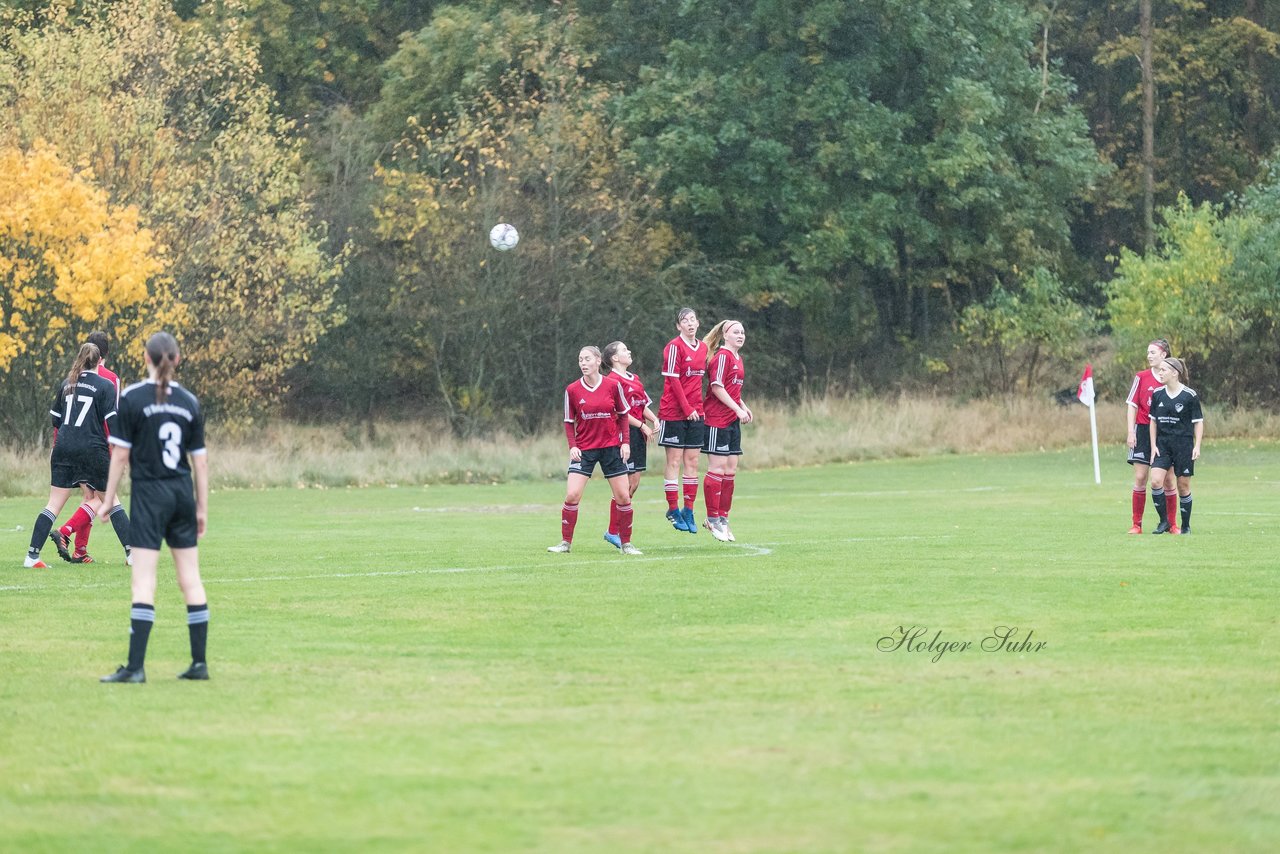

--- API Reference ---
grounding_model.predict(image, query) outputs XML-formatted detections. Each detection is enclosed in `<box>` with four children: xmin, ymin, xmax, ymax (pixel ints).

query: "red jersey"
<box><xmin>98</xmin><ymin>364</ymin><xmax>120</xmax><ymax>438</ymax></box>
<box><xmin>610</xmin><ymin>370</ymin><xmax>652</xmax><ymax>423</ymax></box>
<box><xmin>1126</xmin><ymin>369</ymin><xmax>1161</xmax><ymax>425</ymax></box>
<box><xmin>658</xmin><ymin>335</ymin><xmax>706</xmax><ymax>420</ymax></box>
<box><xmin>703</xmin><ymin>349</ymin><xmax>745</xmax><ymax>428</ymax></box>
<box><xmin>562</xmin><ymin>375</ymin><xmax>628</xmax><ymax>450</ymax></box>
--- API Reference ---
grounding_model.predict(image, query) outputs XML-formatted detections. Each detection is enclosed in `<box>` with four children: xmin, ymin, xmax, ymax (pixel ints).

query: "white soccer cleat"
<box><xmin>547</xmin><ymin>541</ymin><xmax>572</xmax><ymax>554</ymax></box>
<box><xmin>24</xmin><ymin>553</ymin><xmax>49</xmax><ymax>568</ymax></box>
<box><xmin>722</xmin><ymin>521</ymin><xmax>735</xmax><ymax>542</ymax></box>
<box><xmin>620</xmin><ymin>543</ymin><xmax>643</xmax><ymax>555</ymax></box>
<box><xmin>704</xmin><ymin>518</ymin><xmax>730</xmax><ymax>542</ymax></box>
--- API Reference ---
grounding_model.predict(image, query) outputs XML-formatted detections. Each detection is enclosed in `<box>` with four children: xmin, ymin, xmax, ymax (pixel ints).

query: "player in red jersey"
<box><xmin>601</xmin><ymin>341</ymin><xmax>660</xmax><ymax>550</ymax></box>
<box><xmin>699</xmin><ymin>320</ymin><xmax>752</xmax><ymax>542</ymax></box>
<box><xmin>1124</xmin><ymin>338</ymin><xmax>1172</xmax><ymax>534</ymax></box>
<box><xmin>1149</xmin><ymin>356</ymin><xmax>1203</xmax><ymax>535</ymax></box>
<box><xmin>656</xmin><ymin>307</ymin><xmax>707</xmax><ymax>534</ymax></box>
<box><xmin>548</xmin><ymin>346</ymin><xmax>643</xmax><ymax>555</ymax></box>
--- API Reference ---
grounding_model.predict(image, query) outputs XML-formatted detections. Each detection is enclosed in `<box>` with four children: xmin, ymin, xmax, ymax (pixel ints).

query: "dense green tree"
<box><xmin>1054</xmin><ymin>0</ymin><xmax>1280</xmax><ymax>265</ymax></box>
<box><xmin>361</xmin><ymin>5</ymin><xmax>690</xmax><ymax>433</ymax></box>
<box><xmin>613</xmin><ymin>0</ymin><xmax>1103</xmax><ymax>384</ymax></box>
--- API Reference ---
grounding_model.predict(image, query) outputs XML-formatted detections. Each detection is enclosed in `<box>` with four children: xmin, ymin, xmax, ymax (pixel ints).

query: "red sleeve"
<box><xmin>615</xmin><ymin>381</ymin><xmax>629</xmax><ymax>443</ymax></box>
<box><xmin>563</xmin><ymin>387</ymin><xmax>577</xmax><ymax>448</ymax></box>
<box><xmin>668</xmin><ymin>374</ymin><xmax>692</xmax><ymax>417</ymax></box>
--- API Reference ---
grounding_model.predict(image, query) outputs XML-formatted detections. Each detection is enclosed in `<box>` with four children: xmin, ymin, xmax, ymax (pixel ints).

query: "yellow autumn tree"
<box><xmin>0</xmin><ymin>0</ymin><xmax>341</xmax><ymax>430</ymax></box>
<box><xmin>0</xmin><ymin>142</ymin><xmax>173</xmax><ymax>443</ymax></box>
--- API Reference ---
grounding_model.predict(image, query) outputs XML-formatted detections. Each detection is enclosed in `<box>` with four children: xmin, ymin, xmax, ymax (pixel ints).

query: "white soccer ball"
<box><xmin>489</xmin><ymin>222</ymin><xmax>519</xmax><ymax>251</ymax></box>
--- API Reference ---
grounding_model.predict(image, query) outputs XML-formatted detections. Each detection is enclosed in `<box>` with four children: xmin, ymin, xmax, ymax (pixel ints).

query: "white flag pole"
<box><xmin>1088</xmin><ymin>399</ymin><xmax>1101</xmax><ymax>485</ymax></box>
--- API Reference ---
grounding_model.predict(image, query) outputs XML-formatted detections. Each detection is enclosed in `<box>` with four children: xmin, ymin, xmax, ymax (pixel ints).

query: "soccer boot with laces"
<box><xmin>620</xmin><ymin>543</ymin><xmax>644</xmax><ymax>556</ymax></box>
<box><xmin>603</xmin><ymin>532</ymin><xmax>622</xmax><ymax>550</ymax></box>
<box><xmin>1127</xmin><ymin>523</ymin><xmax>1142</xmax><ymax>534</ymax></box>
<box><xmin>49</xmin><ymin>529</ymin><xmax>73</xmax><ymax>562</ymax></box>
<box><xmin>1152</xmin><ymin>521</ymin><xmax>1172</xmax><ymax>534</ymax></box>
<box><xmin>100</xmin><ymin>666</ymin><xmax>146</xmax><ymax>684</ymax></box>
<box><xmin>178</xmin><ymin>662</ymin><xmax>210</xmax><ymax>680</ymax></box>
<box><xmin>24</xmin><ymin>552</ymin><xmax>49</xmax><ymax>568</ymax></box>
<box><xmin>681</xmin><ymin>506</ymin><xmax>697</xmax><ymax>533</ymax></box>
<box><xmin>547</xmin><ymin>541</ymin><xmax>572</xmax><ymax>554</ymax></box>
<box><xmin>1168</xmin><ymin>523</ymin><xmax>1180</xmax><ymax>535</ymax></box>
<box><xmin>70</xmin><ymin>551</ymin><xmax>95</xmax><ymax>564</ymax></box>
<box><xmin>722</xmin><ymin>522</ymin><xmax>735</xmax><ymax>542</ymax></box>
<box><xmin>703</xmin><ymin>518</ymin><xmax>730</xmax><ymax>542</ymax></box>
<box><xmin>666</xmin><ymin>508</ymin><xmax>687</xmax><ymax>532</ymax></box>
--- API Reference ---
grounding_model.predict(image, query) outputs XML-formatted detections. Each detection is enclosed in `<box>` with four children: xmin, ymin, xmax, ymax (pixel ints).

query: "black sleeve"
<box><xmin>50</xmin><ymin>382</ymin><xmax>65</xmax><ymax>430</ymax></box>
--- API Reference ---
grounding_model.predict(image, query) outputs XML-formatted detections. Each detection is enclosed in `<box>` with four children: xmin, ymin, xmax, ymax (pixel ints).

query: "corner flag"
<box><xmin>1078</xmin><ymin>363</ymin><xmax>1100</xmax><ymax>484</ymax></box>
<box><xmin>1077</xmin><ymin>363</ymin><xmax>1096</xmax><ymax>407</ymax></box>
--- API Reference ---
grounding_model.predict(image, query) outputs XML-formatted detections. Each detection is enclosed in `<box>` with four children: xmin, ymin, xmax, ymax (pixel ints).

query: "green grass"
<box><xmin>2</xmin><ymin>443</ymin><xmax>1278</xmax><ymax>852</ymax></box>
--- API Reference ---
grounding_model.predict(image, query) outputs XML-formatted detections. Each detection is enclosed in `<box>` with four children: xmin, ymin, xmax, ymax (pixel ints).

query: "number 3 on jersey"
<box><xmin>159</xmin><ymin>422</ymin><xmax>183</xmax><ymax>469</ymax></box>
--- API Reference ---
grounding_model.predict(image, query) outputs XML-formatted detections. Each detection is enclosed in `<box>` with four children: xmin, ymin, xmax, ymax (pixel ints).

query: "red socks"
<box><xmin>721</xmin><ymin>474</ymin><xmax>736</xmax><ymax>517</ymax></box>
<box><xmin>561</xmin><ymin>502</ymin><xmax>579</xmax><ymax>543</ymax></box>
<box><xmin>616</xmin><ymin>503</ymin><xmax>633</xmax><ymax>544</ymax></box>
<box><xmin>703</xmin><ymin>472</ymin><xmax>723</xmax><ymax>520</ymax></box>
<box><xmin>1165</xmin><ymin>492</ymin><xmax>1178</xmax><ymax>529</ymax></box>
<box><xmin>682</xmin><ymin>477</ymin><xmax>698</xmax><ymax>510</ymax></box>
<box><xmin>60</xmin><ymin>503</ymin><xmax>94</xmax><ymax>538</ymax></box>
<box><xmin>1131</xmin><ymin>488</ymin><xmax>1145</xmax><ymax>525</ymax></box>
<box><xmin>665</xmin><ymin>481</ymin><xmax>679</xmax><ymax>511</ymax></box>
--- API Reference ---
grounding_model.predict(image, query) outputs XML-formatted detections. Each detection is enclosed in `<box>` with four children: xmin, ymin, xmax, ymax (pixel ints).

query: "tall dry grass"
<box><xmin>3</xmin><ymin>395</ymin><xmax>1277</xmax><ymax>497</ymax></box>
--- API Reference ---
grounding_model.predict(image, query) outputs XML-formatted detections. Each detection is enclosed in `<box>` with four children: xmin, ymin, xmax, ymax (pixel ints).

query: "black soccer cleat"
<box><xmin>100</xmin><ymin>665</ymin><xmax>146</xmax><ymax>684</ymax></box>
<box><xmin>1152</xmin><ymin>521</ymin><xmax>1172</xmax><ymax>535</ymax></box>
<box><xmin>177</xmin><ymin>662</ymin><xmax>209</xmax><ymax>680</ymax></box>
<box><xmin>49</xmin><ymin>530</ymin><xmax>73</xmax><ymax>562</ymax></box>
<box><xmin>1179</xmin><ymin>526</ymin><xmax>1191</xmax><ymax>535</ymax></box>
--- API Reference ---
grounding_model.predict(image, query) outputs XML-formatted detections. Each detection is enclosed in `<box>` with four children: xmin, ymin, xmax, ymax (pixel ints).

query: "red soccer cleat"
<box><xmin>1127</xmin><ymin>523</ymin><xmax>1142</xmax><ymax>535</ymax></box>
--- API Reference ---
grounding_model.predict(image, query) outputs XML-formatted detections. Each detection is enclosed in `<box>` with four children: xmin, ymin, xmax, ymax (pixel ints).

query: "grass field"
<box><xmin>2</xmin><ymin>442</ymin><xmax>1278</xmax><ymax>852</ymax></box>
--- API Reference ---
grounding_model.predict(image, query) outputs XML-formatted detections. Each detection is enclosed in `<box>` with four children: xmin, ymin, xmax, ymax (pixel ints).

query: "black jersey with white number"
<box><xmin>110</xmin><ymin>381</ymin><xmax>207</xmax><ymax>481</ymax></box>
<box><xmin>50</xmin><ymin>371</ymin><xmax>118</xmax><ymax>454</ymax></box>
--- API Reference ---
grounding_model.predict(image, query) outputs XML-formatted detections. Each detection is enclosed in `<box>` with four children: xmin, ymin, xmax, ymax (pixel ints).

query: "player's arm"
<box><xmin>191</xmin><ymin>449</ymin><xmax>209</xmax><ymax>537</ymax></box>
<box><xmin>1192</xmin><ymin>419</ymin><xmax>1204</xmax><ymax>460</ymax></box>
<box><xmin>615</xmin><ymin>384</ymin><xmax>631</xmax><ymax>463</ymax></box>
<box><xmin>710</xmin><ymin>383</ymin><xmax>748</xmax><ymax>421</ymax></box>
<box><xmin>562</xmin><ymin>391</ymin><xmax>582</xmax><ymax>461</ymax></box>
<box><xmin>1149</xmin><ymin>420</ymin><xmax>1159</xmax><ymax>464</ymax></box>
<box><xmin>1125</xmin><ymin>376</ymin><xmax>1140</xmax><ymax>448</ymax></box>
<box><xmin>97</xmin><ymin>443</ymin><xmax>130</xmax><ymax>524</ymax></box>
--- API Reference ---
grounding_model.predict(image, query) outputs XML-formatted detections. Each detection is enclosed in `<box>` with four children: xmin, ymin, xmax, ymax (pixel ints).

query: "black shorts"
<box><xmin>129</xmin><ymin>477</ymin><xmax>199</xmax><ymax>550</ymax></box>
<box><xmin>657</xmin><ymin>418</ymin><xmax>704</xmax><ymax>450</ymax></box>
<box><xmin>1127</xmin><ymin>424</ymin><xmax>1153</xmax><ymax>465</ymax></box>
<box><xmin>50</xmin><ymin>445</ymin><xmax>109</xmax><ymax>491</ymax></box>
<box><xmin>1152</xmin><ymin>436</ymin><xmax>1195</xmax><ymax>477</ymax></box>
<box><xmin>702</xmin><ymin>421</ymin><xmax>743</xmax><ymax>456</ymax></box>
<box><xmin>626</xmin><ymin>426</ymin><xmax>648</xmax><ymax>473</ymax></box>
<box><xmin>568</xmin><ymin>445</ymin><xmax>628</xmax><ymax>479</ymax></box>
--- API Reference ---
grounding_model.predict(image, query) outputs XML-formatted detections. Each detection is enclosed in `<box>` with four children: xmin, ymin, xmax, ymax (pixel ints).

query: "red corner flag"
<box><xmin>1077</xmin><ymin>363</ymin><xmax>1095</xmax><ymax>407</ymax></box>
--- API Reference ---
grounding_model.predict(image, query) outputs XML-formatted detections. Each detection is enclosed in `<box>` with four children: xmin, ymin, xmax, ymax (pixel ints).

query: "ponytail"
<box><xmin>146</xmin><ymin>331</ymin><xmax>181</xmax><ymax>404</ymax></box>
<box><xmin>66</xmin><ymin>343</ymin><xmax>101</xmax><ymax>392</ymax></box>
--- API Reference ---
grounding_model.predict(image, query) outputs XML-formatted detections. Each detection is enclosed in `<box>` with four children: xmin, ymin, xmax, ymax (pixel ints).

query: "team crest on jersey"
<box><xmin>1174</xmin><ymin>403</ymin><xmax>1184</xmax><ymax>412</ymax></box>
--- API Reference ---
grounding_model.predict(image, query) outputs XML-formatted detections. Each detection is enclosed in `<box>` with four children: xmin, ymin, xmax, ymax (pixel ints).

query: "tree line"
<box><xmin>2</xmin><ymin>0</ymin><xmax>1278</xmax><ymax>443</ymax></box>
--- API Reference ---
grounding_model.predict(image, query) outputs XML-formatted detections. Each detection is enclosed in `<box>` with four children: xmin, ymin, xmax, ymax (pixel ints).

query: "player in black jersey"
<box><xmin>24</xmin><ymin>343</ymin><xmax>118</xmax><ymax>568</ymax></box>
<box><xmin>1148</xmin><ymin>356</ymin><xmax>1204</xmax><ymax>535</ymax></box>
<box><xmin>98</xmin><ymin>332</ymin><xmax>211</xmax><ymax>684</ymax></box>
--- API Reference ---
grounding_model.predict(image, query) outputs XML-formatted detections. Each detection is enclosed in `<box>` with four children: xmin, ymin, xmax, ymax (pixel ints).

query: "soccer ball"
<box><xmin>489</xmin><ymin>222</ymin><xmax>519</xmax><ymax>251</ymax></box>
